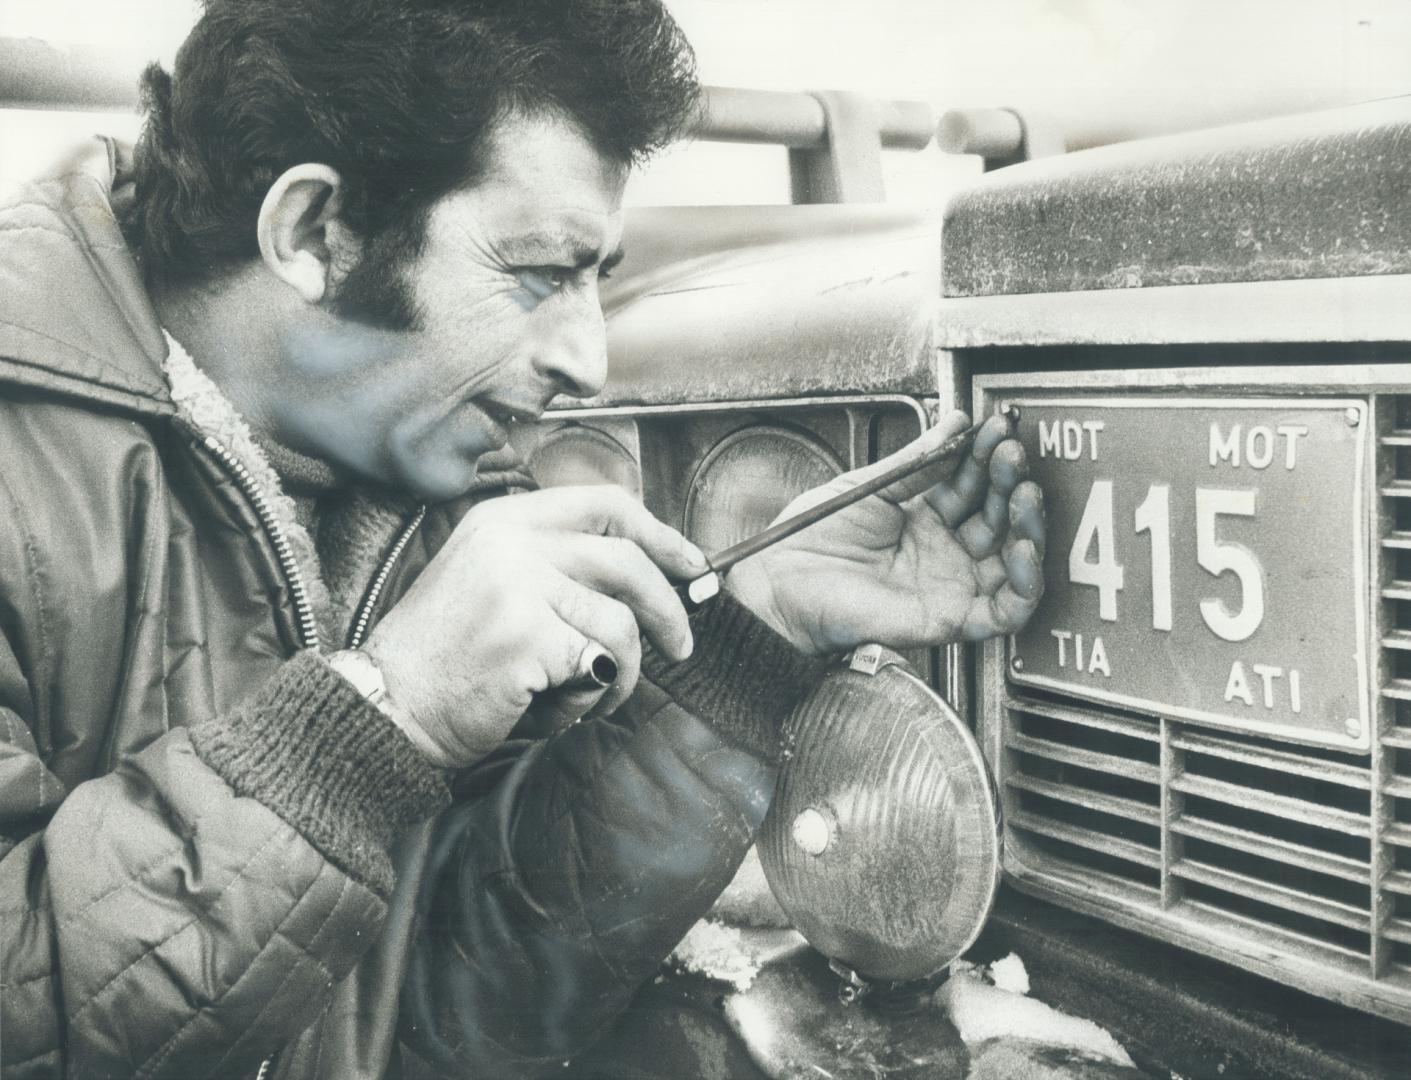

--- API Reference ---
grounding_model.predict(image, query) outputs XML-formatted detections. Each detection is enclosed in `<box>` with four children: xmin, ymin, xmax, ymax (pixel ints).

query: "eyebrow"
<box><xmin>503</xmin><ymin>231</ymin><xmax>625</xmax><ymax>272</ymax></box>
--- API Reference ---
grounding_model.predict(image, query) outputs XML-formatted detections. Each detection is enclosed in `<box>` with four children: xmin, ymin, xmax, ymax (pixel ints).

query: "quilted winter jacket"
<box><xmin>0</xmin><ymin>139</ymin><xmax>825</xmax><ymax>1078</ymax></box>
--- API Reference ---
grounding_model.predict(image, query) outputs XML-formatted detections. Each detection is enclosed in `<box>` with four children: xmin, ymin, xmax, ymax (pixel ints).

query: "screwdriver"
<box><xmin>563</xmin><ymin>418</ymin><xmax>985</xmax><ymax>692</ymax></box>
<box><xmin>677</xmin><ymin>418</ymin><xmax>985</xmax><ymax>610</ymax></box>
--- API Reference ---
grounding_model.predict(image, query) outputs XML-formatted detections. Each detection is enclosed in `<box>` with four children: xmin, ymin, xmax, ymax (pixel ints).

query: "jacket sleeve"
<box><xmin>398</xmin><ymin>591</ymin><xmax>827</xmax><ymax>1077</ymax></box>
<box><xmin>0</xmin><ymin>635</ymin><xmax>448</xmax><ymax>1078</ymax></box>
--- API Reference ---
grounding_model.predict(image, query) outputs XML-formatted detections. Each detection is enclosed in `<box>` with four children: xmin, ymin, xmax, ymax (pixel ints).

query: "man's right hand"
<box><xmin>361</xmin><ymin>487</ymin><xmax>707</xmax><ymax>769</ymax></box>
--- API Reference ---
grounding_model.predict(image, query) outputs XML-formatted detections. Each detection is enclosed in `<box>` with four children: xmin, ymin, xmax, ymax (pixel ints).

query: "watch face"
<box><xmin>330</xmin><ymin>650</ymin><xmax>387</xmax><ymax>705</ymax></box>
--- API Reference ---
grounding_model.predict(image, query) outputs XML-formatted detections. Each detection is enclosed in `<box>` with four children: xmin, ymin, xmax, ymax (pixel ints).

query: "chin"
<box><xmin>408</xmin><ymin>459</ymin><xmax>483</xmax><ymax>502</ymax></box>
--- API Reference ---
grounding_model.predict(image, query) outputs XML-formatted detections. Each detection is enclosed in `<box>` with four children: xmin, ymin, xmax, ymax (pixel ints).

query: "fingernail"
<box><xmin>685</xmin><ymin>543</ymin><xmax>709</xmax><ymax>570</ymax></box>
<box><xmin>678</xmin><ymin>630</ymin><xmax>695</xmax><ymax>661</ymax></box>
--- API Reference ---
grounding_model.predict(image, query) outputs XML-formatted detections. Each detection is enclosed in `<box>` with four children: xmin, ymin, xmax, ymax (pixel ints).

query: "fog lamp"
<box><xmin>757</xmin><ymin>647</ymin><xmax>1000</xmax><ymax>985</ymax></box>
<box><xmin>684</xmin><ymin>425</ymin><xmax>842</xmax><ymax>552</ymax></box>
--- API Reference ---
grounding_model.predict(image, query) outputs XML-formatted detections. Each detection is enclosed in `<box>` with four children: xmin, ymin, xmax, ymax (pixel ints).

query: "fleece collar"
<box><xmin>162</xmin><ymin>330</ymin><xmax>338</xmax><ymax>643</ymax></box>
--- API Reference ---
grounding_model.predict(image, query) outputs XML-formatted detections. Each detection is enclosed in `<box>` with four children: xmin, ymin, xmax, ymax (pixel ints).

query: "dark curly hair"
<box><xmin>120</xmin><ymin>0</ymin><xmax>701</xmax><ymax>291</ymax></box>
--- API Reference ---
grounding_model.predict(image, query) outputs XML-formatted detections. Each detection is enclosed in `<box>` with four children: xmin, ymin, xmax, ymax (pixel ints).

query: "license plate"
<box><xmin>1006</xmin><ymin>396</ymin><xmax>1371</xmax><ymax>750</ymax></box>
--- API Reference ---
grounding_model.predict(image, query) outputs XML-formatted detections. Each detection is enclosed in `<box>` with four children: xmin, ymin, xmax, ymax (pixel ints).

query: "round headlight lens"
<box><xmin>684</xmin><ymin>425</ymin><xmax>843</xmax><ymax>553</ymax></box>
<box><xmin>758</xmin><ymin>653</ymin><xmax>1001</xmax><ymax>983</ymax></box>
<box><xmin>527</xmin><ymin>423</ymin><xmax>642</xmax><ymax>497</ymax></box>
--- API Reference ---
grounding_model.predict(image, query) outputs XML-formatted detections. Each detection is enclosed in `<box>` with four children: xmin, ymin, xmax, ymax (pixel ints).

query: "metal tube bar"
<box><xmin>698</xmin><ymin>85</ymin><xmax>933</xmax><ymax>150</ymax></box>
<box><xmin>935</xmin><ymin>107</ymin><xmax>1024</xmax><ymax>158</ymax></box>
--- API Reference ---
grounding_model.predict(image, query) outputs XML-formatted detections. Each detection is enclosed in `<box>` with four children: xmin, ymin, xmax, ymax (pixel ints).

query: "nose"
<box><xmin>534</xmin><ymin>294</ymin><xmax>608</xmax><ymax>400</ymax></box>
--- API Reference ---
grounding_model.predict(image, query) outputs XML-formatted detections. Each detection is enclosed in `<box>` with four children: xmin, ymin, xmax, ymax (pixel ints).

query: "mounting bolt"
<box><xmin>1346</xmin><ymin>407</ymin><xmax>1361</xmax><ymax>426</ymax></box>
<box><xmin>1011</xmin><ymin>655</ymin><xmax>1025</xmax><ymax>673</ymax></box>
<box><xmin>1344</xmin><ymin>717</ymin><xmax>1361</xmax><ymax>737</ymax></box>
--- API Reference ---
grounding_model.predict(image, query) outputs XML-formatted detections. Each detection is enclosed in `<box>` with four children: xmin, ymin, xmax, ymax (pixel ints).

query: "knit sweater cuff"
<box><xmin>641</xmin><ymin>590</ymin><xmax>828</xmax><ymax>764</ymax></box>
<box><xmin>190</xmin><ymin>651</ymin><xmax>450</xmax><ymax>896</ymax></box>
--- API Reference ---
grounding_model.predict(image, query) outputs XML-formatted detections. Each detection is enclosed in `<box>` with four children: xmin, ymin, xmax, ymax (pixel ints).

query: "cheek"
<box><xmin>383</xmin><ymin>412</ymin><xmax>488</xmax><ymax>499</ymax></box>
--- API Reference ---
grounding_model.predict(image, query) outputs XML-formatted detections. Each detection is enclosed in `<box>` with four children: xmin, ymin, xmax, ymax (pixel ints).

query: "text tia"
<box><xmin>1050</xmin><ymin>630</ymin><xmax>1111</xmax><ymax>677</ymax></box>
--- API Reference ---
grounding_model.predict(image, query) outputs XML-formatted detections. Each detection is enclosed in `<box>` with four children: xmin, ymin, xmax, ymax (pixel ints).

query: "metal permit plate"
<box><xmin>1006</xmin><ymin>396</ymin><xmax>1371</xmax><ymax>750</ymax></box>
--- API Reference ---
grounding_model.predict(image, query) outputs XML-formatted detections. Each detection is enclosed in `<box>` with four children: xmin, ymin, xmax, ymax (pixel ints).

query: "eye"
<box><xmin>516</xmin><ymin>267</ymin><xmax>575</xmax><ymax>301</ymax></box>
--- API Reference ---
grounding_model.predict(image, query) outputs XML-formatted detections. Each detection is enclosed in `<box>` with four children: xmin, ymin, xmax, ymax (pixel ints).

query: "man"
<box><xmin>0</xmin><ymin>1</ymin><xmax>1044</xmax><ymax>1076</ymax></box>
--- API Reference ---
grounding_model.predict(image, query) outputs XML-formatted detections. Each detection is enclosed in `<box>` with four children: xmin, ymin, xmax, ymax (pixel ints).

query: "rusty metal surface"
<box><xmin>590</xmin><ymin>205</ymin><xmax>938</xmax><ymax>408</ymax></box>
<box><xmin>936</xmin><ymin>275</ymin><xmax>1411</xmax><ymax>348</ymax></box>
<box><xmin>942</xmin><ymin>97</ymin><xmax>1411</xmax><ymax>298</ymax></box>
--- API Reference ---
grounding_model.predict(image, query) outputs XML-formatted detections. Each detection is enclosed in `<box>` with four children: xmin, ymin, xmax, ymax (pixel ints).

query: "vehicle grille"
<box><xmin>993</xmin><ymin>392</ymin><xmax>1411</xmax><ymax>1022</ymax></box>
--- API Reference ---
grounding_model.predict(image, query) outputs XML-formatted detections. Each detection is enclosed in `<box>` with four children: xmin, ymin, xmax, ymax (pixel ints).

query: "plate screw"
<box><xmin>1012</xmin><ymin>656</ymin><xmax>1025</xmax><ymax>673</ymax></box>
<box><xmin>1002</xmin><ymin>403</ymin><xmax>1021</xmax><ymax>423</ymax></box>
<box><xmin>1344</xmin><ymin>717</ymin><xmax>1361</xmax><ymax>736</ymax></box>
<box><xmin>1345</xmin><ymin>407</ymin><xmax>1361</xmax><ymax>426</ymax></box>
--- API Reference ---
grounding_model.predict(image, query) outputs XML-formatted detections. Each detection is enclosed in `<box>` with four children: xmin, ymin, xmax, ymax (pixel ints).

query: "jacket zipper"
<box><xmin>347</xmin><ymin>505</ymin><xmax>427</xmax><ymax>649</ymax></box>
<box><xmin>199</xmin><ymin>435</ymin><xmax>320</xmax><ymax>651</ymax></box>
<box><xmin>201</xmin><ymin>437</ymin><xmax>426</xmax><ymax>1080</ymax></box>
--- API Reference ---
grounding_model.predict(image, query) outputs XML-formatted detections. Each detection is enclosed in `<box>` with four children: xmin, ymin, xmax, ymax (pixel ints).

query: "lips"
<box><xmin>477</xmin><ymin>398</ymin><xmax>545</xmax><ymax>446</ymax></box>
<box><xmin>480</xmin><ymin>398</ymin><xmax>546</xmax><ymax>426</ymax></box>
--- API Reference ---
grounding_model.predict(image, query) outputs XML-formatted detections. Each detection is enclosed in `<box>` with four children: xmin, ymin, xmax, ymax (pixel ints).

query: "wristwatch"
<box><xmin>326</xmin><ymin>648</ymin><xmax>392</xmax><ymax>715</ymax></box>
<box><xmin>326</xmin><ymin>649</ymin><xmax>452</xmax><ymax>767</ymax></box>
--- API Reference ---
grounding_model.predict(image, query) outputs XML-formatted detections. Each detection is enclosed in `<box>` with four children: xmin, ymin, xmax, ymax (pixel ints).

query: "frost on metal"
<box><xmin>942</xmin><ymin>98</ymin><xmax>1411</xmax><ymax>299</ymax></box>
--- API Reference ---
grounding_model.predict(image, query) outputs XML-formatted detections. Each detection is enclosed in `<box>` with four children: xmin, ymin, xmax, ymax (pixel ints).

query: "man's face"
<box><xmin>270</xmin><ymin>112</ymin><xmax>628</xmax><ymax>499</ymax></box>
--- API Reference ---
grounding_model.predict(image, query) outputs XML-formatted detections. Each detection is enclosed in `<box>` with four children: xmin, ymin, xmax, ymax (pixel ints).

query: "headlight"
<box><xmin>684</xmin><ymin>424</ymin><xmax>843</xmax><ymax>553</ymax></box>
<box><xmin>525</xmin><ymin>422</ymin><xmax>642</xmax><ymax>497</ymax></box>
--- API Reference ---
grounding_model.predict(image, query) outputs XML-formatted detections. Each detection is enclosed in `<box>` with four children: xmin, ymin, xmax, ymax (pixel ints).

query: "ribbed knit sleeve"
<box><xmin>641</xmin><ymin>589</ymin><xmax>829</xmax><ymax>764</ymax></box>
<box><xmin>190</xmin><ymin>650</ymin><xmax>449</xmax><ymax>896</ymax></box>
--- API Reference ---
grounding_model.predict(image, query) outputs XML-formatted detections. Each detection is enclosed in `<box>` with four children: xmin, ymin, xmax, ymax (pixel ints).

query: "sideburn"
<box><xmin>327</xmin><ymin>218</ymin><xmax>428</xmax><ymax>332</ymax></box>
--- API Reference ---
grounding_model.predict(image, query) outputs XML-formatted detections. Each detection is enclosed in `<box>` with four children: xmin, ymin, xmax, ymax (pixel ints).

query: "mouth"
<box><xmin>478</xmin><ymin>399</ymin><xmax>545</xmax><ymax>443</ymax></box>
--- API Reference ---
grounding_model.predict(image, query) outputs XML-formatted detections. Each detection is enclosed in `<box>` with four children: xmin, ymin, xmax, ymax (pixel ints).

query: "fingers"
<box><xmin>840</xmin><ymin>410</ymin><xmax>973</xmax><ymax>505</ymax></box>
<box><xmin>478</xmin><ymin>486</ymin><xmax>708</xmax><ymax>583</ymax></box>
<box><xmin>962</xmin><ymin>484</ymin><xmax>1046</xmax><ymax>640</ymax></box>
<box><xmin>961</xmin><ymin>560</ymin><xmax>1041</xmax><ymax>640</ymax></box>
<box><xmin>1007</xmin><ymin>479</ymin><xmax>1047</xmax><ymax>564</ymax></box>
<box><xmin>545</xmin><ymin>575</ymin><xmax>644</xmax><ymax>718</ymax></box>
<box><xmin>925</xmin><ymin>412</ymin><xmax>1016</xmax><ymax>527</ymax></box>
<box><xmin>955</xmin><ymin>439</ymin><xmax>1030</xmax><ymax>558</ymax></box>
<box><xmin>439</xmin><ymin>488</ymin><xmax>700</xmax><ymax>732</ymax></box>
<box><xmin>539</xmin><ymin>531</ymin><xmax>693</xmax><ymax>663</ymax></box>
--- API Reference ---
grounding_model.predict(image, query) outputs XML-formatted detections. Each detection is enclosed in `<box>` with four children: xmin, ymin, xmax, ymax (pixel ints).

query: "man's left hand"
<box><xmin>725</xmin><ymin>411</ymin><xmax>1045</xmax><ymax>656</ymax></box>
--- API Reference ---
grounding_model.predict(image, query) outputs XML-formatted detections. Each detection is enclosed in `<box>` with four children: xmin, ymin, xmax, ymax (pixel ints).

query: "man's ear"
<box><xmin>256</xmin><ymin>164</ymin><xmax>355</xmax><ymax>304</ymax></box>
